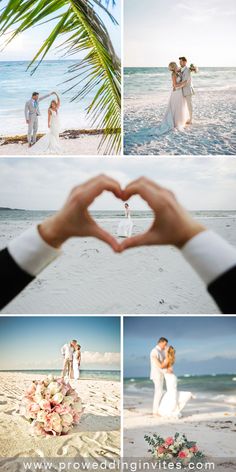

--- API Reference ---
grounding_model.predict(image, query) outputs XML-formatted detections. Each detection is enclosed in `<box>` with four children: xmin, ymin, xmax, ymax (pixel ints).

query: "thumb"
<box><xmin>92</xmin><ymin>223</ymin><xmax>120</xmax><ymax>253</ymax></box>
<box><xmin>120</xmin><ymin>231</ymin><xmax>154</xmax><ymax>252</ymax></box>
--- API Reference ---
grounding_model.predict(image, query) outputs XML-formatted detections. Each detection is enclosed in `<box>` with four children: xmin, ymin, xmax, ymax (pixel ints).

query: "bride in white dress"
<box><xmin>72</xmin><ymin>344</ymin><xmax>81</xmax><ymax>381</ymax></box>
<box><xmin>117</xmin><ymin>203</ymin><xmax>133</xmax><ymax>238</ymax></box>
<box><xmin>158</xmin><ymin>346</ymin><xmax>194</xmax><ymax>418</ymax></box>
<box><xmin>155</xmin><ymin>62</ymin><xmax>190</xmax><ymax>135</ymax></box>
<box><xmin>30</xmin><ymin>92</ymin><xmax>62</xmax><ymax>154</ymax></box>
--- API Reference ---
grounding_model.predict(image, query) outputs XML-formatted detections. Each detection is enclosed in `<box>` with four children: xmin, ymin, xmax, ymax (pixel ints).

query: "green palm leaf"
<box><xmin>0</xmin><ymin>0</ymin><xmax>121</xmax><ymax>154</ymax></box>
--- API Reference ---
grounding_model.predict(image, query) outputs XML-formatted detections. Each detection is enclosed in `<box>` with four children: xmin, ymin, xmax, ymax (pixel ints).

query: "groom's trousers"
<box><xmin>185</xmin><ymin>95</ymin><xmax>193</xmax><ymax>121</ymax></box>
<box><xmin>152</xmin><ymin>376</ymin><xmax>164</xmax><ymax>414</ymax></box>
<box><xmin>28</xmin><ymin>115</ymin><xmax>38</xmax><ymax>144</ymax></box>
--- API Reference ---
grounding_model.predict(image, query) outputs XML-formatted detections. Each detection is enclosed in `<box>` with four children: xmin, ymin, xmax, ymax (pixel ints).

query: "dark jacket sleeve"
<box><xmin>208</xmin><ymin>265</ymin><xmax>236</xmax><ymax>314</ymax></box>
<box><xmin>0</xmin><ymin>248</ymin><xmax>35</xmax><ymax>310</ymax></box>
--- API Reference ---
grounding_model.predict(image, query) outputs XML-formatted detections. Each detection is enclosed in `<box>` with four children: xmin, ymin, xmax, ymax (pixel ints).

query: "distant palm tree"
<box><xmin>0</xmin><ymin>0</ymin><xmax>121</xmax><ymax>153</ymax></box>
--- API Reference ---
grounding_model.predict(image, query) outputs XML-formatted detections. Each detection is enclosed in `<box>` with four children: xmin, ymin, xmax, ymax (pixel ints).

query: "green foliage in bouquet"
<box><xmin>145</xmin><ymin>432</ymin><xmax>205</xmax><ymax>466</ymax></box>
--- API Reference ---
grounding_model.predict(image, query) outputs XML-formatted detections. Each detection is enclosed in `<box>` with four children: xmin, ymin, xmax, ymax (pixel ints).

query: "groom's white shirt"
<box><xmin>150</xmin><ymin>345</ymin><xmax>165</xmax><ymax>380</ymax></box>
<box><xmin>7</xmin><ymin>227</ymin><xmax>236</xmax><ymax>289</ymax></box>
<box><xmin>61</xmin><ymin>343</ymin><xmax>73</xmax><ymax>361</ymax></box>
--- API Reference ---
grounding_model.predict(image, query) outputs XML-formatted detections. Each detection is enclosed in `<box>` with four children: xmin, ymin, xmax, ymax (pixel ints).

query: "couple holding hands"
<box><xmin>0</xmin><ymin>175</ymin><xmax>236</xmax><ymax>313</ymax></box>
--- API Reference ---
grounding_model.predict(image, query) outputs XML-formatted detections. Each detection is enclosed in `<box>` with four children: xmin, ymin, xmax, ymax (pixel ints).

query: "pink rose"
<box><xmin>178</xmin><ymin>451</ymin><xmax>187</xmax><ymax>459</ymax></box>
<box><xmin>39</xmin><ymin>399</ymin><xmax>51</xmax><ymax>411</ymax></box>
<box><xmin>165</xmin><ymin>437</ymin><xmax>174</xmax><ymax>446</ymax></box>
<box><xmin>27</xmin><ymin>384</ymin><xmax>36</xmax><ymax>395</ymax></box>
<box><xmin>158</xmin><ymin>446</ymin><xmax>165</xmax><ymax>454</ymax></box>
<box><xmin>29</xmin><ymin>403</ymin><xmax>41</xmax><ymax>413</ymax></box>
<box><xmin>190</xmin><ymin>446</ymin><xmax>198</xmax><ymax>453</ymax></box>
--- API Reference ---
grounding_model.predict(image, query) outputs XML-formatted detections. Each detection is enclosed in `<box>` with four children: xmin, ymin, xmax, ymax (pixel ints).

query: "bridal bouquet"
<box><xmin>145</xmin><ymin>432</ymin><xmax>204</xmax><ymax>466</ymax></box>
<box><xmin>20</xmin><ymin>375</ymin><xmax>83</xmax><ymax>436</ymax></box>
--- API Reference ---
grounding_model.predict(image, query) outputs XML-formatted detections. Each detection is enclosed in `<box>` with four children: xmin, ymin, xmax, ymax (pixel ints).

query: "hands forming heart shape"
<box><xmin>39</xmin><ymin>175</ymin><xmax>205</xmax><ymax>251</ymax></box>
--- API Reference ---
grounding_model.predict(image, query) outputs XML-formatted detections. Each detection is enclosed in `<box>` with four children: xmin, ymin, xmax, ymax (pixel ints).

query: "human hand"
<box><xmin>38</xmin><ymin>175</ymin><xmax>122</xmax><ymax>252</ymax></box>
<box><xmin>120</xmin><ymin>178</ymin><xmax>206</xmax><ymax>251</ymax></box>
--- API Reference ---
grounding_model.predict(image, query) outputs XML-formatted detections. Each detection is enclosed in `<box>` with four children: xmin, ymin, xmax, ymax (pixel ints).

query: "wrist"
<box><xmin>38</xmin><ymin>215</ymin><xmax>69</xmax><ymax>248</ymax></box>
<box><xmin>176</xmin><ymin>222</ymin><xmax>206</xmax><ymax>249</ymax></box>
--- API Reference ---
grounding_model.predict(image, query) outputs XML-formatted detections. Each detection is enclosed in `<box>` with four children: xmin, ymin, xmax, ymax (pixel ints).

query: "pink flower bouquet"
<box><xmin>20</xmin><ymin>375</ymin><xmax>83</xmax><ymax>436</ymax></box>
<box><xmin>145</xmin><ymin>432</ymin><xmax>204</xmax><ymax>466</ymax></box>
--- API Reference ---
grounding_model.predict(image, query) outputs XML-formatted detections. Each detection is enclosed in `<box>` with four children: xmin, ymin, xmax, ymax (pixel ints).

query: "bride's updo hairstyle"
<box><xmin>168</xmin><ymin>62</ymin><xmax>178</xmax><ymax>73</ymax></box>
<box><xmin>167</xmin><ymin>346</ymin><xmax>176</xmax><ymax>366</ymax></box>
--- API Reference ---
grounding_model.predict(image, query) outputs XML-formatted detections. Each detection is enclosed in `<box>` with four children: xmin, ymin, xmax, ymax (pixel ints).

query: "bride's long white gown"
<box><xmin>155</xmin><ymin>77</ymin><xmax>190</xmax><ymax>136</ymax></box>
<box><xmin>72</xmin><ymin>353</ymin><xmax>80</xmax><ymax>381</ymax></box>
<box><xmin>117</xmin><ymin>209</ymin><xmax>133</xmax><ymax>237</ymax></box>
<box><xmin>30</xmin><ymin>110</ymin><xmax>62</xmax><ymax>154</ymax></box>
<box><xmin>158</xmin><ymin>372</ymin><xmax>193</xmax><ymax>418</ymax></box>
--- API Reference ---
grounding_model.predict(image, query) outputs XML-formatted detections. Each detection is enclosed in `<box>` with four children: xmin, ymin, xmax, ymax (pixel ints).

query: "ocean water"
<box><xmin>0</xmin><ymin>61</ymin><xmax>94</xmax><ymax>136</ymax></box>
<box><xmin>1</xmin><ymin>209</ymin><xmax>236</xmax><ymax>222</ymax></box>
<box><xmin>0</xmin><ymin>369</ymin><xmax>120</xmax><ymax>382</ymax></box>
<box><xmin>124</xmin><ymin>67</ymin><xmax>236</xmax><ymax>155</ymax></box>
<box><xmin>124</xmin><ymin>374</ymin><xmax>236</xmax><ymax>404</ymax></box>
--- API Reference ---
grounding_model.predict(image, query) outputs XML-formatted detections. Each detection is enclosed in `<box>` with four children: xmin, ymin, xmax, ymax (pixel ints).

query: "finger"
<box><xmin>88</xmin><ymin>175</ymin><xmax>123</xmax><ymax>201</ymax></box>
<box><xmin>122</xmin><ymin>178</ymin><xmax>162</xmax><ymax>207</ymax></box>
<box><xmin>92</xmin><ymin>223</ymin><xmax>120</xmax><ymax>253</ymax></box>
<box><xmin>119</xmin><ymin>230</ymin><xmax>154</xmax><ymax>251</ymax></box>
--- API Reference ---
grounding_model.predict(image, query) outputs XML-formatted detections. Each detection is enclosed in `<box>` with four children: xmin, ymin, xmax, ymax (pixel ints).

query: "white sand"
<box><xmin>1</xmin><ymin>217</ymin><xmax>235</xmax><ymax>314</ymax></box>
<box><xmin>124</xmin><ymin>392</ymin><xmax>236</xmax><ymax>463</ymax></box>
<box><xmin>0</xmin><ymin>135</ymin><xmax>119</xmax><ymax>156</ymax></box>
<box><xmin>0</xmin><ymin>372</ymin><xmax>120</xmax><ymax>460</ymax></box>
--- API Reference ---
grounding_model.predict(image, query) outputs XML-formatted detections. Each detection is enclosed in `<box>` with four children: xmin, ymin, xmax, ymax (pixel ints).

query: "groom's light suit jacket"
<box><xmin>150</xmin><ymin>346</ymin><xmax>165</xmax><ymax>382</ymax></box>
<box><xmin>181</xmin><ymin>66</ymin><xmax>194</xmax><ymax>97</ymax></box>
<box><xmin>24</xmin><ymin>93</ymin><xmax>52</xmax><ymax>121</ymax></box>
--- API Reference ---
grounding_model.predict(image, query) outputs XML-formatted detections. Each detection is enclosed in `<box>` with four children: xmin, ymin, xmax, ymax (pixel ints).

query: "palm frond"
<box><xmin>0</xmin><ymin>0</ymin><xmax>121</xmax><ymax>154</ymax></box>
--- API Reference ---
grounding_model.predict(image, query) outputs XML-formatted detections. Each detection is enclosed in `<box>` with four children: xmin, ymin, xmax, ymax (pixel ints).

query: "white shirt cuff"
<box><xmin>182</xmin><ymin>230</ymin><xmax>236</xmax><ymax>285</ymax></box>
<box><xmin>8</xmin><ymin>226</ymin><xmax>61</xmax><ymax>277</ymax></box>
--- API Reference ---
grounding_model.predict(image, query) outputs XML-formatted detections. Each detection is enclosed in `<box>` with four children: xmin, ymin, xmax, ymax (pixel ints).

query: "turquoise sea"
<box><xmin>124</xmin><ymin>67</ymin><xmax>236</xmax><ymax>155</ymax></box>
<box><xmin>0</xmin><ymin>60</ymin><xmax>94</xmax><ymax>136</ymax></box>
<box><xmin>124</xmin><ymin>374</ymin><xmax>236</xmax><ymax>404</ymax></box>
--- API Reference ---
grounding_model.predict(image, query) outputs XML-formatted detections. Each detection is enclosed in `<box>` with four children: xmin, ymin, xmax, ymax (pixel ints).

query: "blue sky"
<box><xmin>124</xmin><ymin>317</ymin><xmax>236</xmax><ymax>377</ymax></box>
<box><xmin>0</xmin><ymin>157</ymin><xmax>236</xmax><ymax>211</ymax></box>
<box><xmin>124</xmin><ymin>0</ymin><xmax>236</xmax><ymax>67</ymax></box>
<box><xmin>0</xmin><ymin>316</ymin><xmax>120</xmax><ymax>370</ymax></box>
<box><xmin>0</xmin><ymin>0</ymin><xmax>120</xmax><ymax>61</ymax></box>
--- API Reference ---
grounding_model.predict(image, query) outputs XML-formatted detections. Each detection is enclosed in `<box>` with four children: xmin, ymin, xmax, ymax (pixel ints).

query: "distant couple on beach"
<box><xmin>154</xmin><ymin>57</ymin><xmax>198</xmax><ymax>136</ymax></box>
<box><xmin>117</xmin><ymin>203</ymin><xmax>133</xmax><ymax>237</ymax></box>
<box><xmin>150</xmin><ymin>337</ymin><xmax>194</xmax><ymax>418</ymax></box>
<box><xmin>24</xmin><ymin>91</ymin><xmax>61</xmax><ymax>154</ymax></box>
<box><xmin>61</xmin><ymin>340</ymin><xmax>81</xmax><ymax>381</ymax></box>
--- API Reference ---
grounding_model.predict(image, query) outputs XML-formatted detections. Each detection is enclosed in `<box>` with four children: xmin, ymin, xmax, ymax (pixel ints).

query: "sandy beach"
<box><xmin>124</xmin><ymin>68</ymin><xmax>236</xmax><ymax>155</ymax></box>
<box><xmin>0</xmin><ymin>372</ymin><xmax>120</xmax><ymax>461</ymax></box>
<box><xmin>124</xmin><ymin>388</ymin><xmax>236</xmax><ymax>466</ymax></box>
<box><xmin>0</xmin><ymin>215</ymin><xmax>235</xmax><ymax>314</ymax></box>
<box><xmin>0</xmin><ymin>132</ymin><xmax>118</xmax><ymax>156</ymax></box>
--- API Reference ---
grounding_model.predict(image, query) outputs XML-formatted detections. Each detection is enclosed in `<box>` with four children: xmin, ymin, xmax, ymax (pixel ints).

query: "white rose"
<box><xmin>63</xmin><ymin>395</ymin><xmax>74</xmax><ymax>405</ymax></box>
<box><xmin>37</xmin><ymin>411</ymin><xmax>48</xmax><ymax>423</ymax></box>
<box><xmin>61</xmin><ymin>413</ymin><xmax>73</xmax><ymax>426</ymax></box>
<box><xmin>52</xmin><ymin>393</ymin><xmax>64</xmax><ymax>404</ymax></box>
<box><xmin>47</xmin><ymin>382</ymin><xmax>61</xmax><ymax>395</ymax></box>
<box><xmin>73</xmin><ymin>400</ymin><xmax>83</xmax><ymax>413</ymax></box>
<box><xmin>34</xmin><ymin>393</ymin><xmax>43</xmax><ymax>404</ymax></box>
<box><xmin>51</xmin><ymin>412</ymin><xmax>62</xmax><ymax>433</ymax></box>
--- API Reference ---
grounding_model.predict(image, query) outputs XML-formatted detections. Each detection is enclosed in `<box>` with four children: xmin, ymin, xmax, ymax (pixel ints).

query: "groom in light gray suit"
<box><xmin>24</xmin><ymin>91</ymin><xmax>53</xmax><ymax>147</ymax></box>
<box><xmin>150</xmin><ymin>336</ymin><xmax>168</xmax><ymax>415</ymax></box>
<box><xmin>179</xmin><ymin>57</ymin><xmax>194</xmax><ymax>124</ymax></box>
